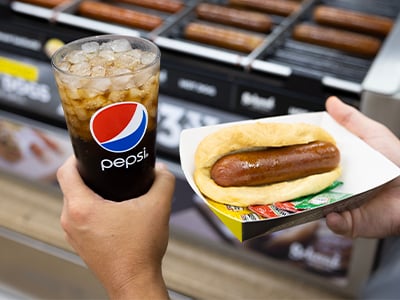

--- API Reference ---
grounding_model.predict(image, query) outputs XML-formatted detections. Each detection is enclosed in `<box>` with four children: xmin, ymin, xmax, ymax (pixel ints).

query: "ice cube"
<box><xmin>70</xmin><ymin>62</ymin><xmax>91</xmax><ymax>76</ymax></box>
<box><xmin>65</xmin><ymin>50</ymin><xmax>87</xmax><ymax>64</ymax></box>
<box><xmin>65</xmin><ymin>86</ymin><xmax>81</xmax><ymax>100</ymax></box>
<box><xmin>84</xmin><ymin>78</ymin><xmax>111</xmax><ymax>93</ymax></box>
<box><xmin>129</xmin><ymin>86</ymin><xmax>145</xmax><ymax>100</ymax></box>
<box><xmin>98</xmin><ymin>49</ymin><xmax>115</xmax><ymax>61</ymax></box>
<box><xmin>111</xmin><ymin>39</ymin><xmax>132</xmax><ymax>53</ymax></box>
<box><xmin>74</xmin><ymin>106</ymin><xmax>90</xmax><ymax>121</ymax></box>
<box><xmin>140</xmin><ymin>52</ymin><xmax>156</xmax><ymax>65</ymax></box>
<box><xmin>99</xmin><ymin>41</ymin><xmax>113</xmax><ymax>51</ymax></box>
<box><xmin>132</xmin><ymin>71</ymin><xmax>152</xmax><ymax>88</ymax></box>
<box><xmin>111</xmin><ymin>72</ymin><xmax>134</xmax><ymax>90</ymax></box>
<box><xmin>89</xmin><ymin>55</ymin><xmax>109</xmax><ymax>69</ymax></box>
<box><xmin>62</xmin><ymin>76</ymin><xmax>85</xmax><ymax>90</ymax></box>
<box><xmin>109</xmin><ymin>90</ymin><xmax>129</xmax><ymax>102</ymax></box>
<box><xmin>108</xmin><ymin>67</ymin><xmax>131</xmax><ymax>76</ymax></box>
<box><xmin>81</xmin><ymin>42</ymin><xmax>100</xmax><ymax>53</ymax></box>
<box><xmin>57</xmin><ymin>61</ymin><xmax>71</xmax><ymax>72</ymax></box>
<box><xmin>114</xmin><ymin>53</ymin><xmax>140</xmax><ymax>69</ymax></box>
<box><xmin>126</xmin><ymin>49</ymin><xmax>142</xmax><ymax>59</ymax></box>
<box><xmin>85</xmin><ymin>95</ymin><xmax>109</xmax><ymax>110</ymax></box>
<box><xmin>91</xmin><ymin>65</ymin><xmax>106</xmax><ymax>77</ymax></box>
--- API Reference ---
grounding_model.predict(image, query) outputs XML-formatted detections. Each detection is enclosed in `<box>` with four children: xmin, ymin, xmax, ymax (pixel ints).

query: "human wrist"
<box><xmin>107</xmin><ymin>268</ymin><xmax>169</xmax><ymax>300</ymax></box>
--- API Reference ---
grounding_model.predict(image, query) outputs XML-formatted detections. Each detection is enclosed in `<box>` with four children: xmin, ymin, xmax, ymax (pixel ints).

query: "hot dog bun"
<box><xmin>194</xmin><ymin>122</ymin><xmax>341</xmax><ymax>207</ymax></box>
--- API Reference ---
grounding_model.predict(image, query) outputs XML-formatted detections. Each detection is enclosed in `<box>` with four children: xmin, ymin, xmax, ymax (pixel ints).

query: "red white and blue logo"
<box><xmin>90</xmin><ymin>102</ymin><xmax>148</xmax><ymax>153</ymax></box>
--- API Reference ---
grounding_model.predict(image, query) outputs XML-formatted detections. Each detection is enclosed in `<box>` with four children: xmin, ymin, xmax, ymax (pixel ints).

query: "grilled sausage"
<box><xmin>292</xmin><ymin>23</ymin><xmax>381</xmax><ymax>57</ymax></box>
<box><xmin>184</xmin><ymin>22</ymin><xmax>264</xmax><ymax>53</ymax></box>
<box><xmin>211</xmin><ymin>141</ymin><xmax>340</xmax><ymax>187</ymax></box>
<box><xmin>314</xmin><ymin>6</ymin><xmax>393</xmax><ymax>36</ymax></box>
<box><xmin>78</xmin><ymin>1</ymin><xmax>163</xmax><ymax>31</ymax></box>
<box><xmin>114</xmin><ymin>0</ymin><xmax>184</xmax><ymax>13</ymax></box>
<box><xmin>18</xmin><ymin>0</ymin><xmax>70</xmax><ymax>8</ymax></box>
<box><xmin>228</xmin><ymin>0</ymin><xmax>300</xmax><ymax>16</ymax></box>
<box><xmin>196</xmin><ymin>3</ymin><xmax>272</xmax><ymax>32</ymax></box>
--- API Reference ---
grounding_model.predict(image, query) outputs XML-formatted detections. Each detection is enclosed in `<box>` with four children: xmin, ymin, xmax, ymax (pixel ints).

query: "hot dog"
<box><xmin>211</xmin><ymin>141</ymin><xmax>340</xmax><ymax>187</ymax></box>
<box><xmin>195</xmin><ymin>3</ymin><xmax>272</xmax><ymax>32</ymax></box>
<box><xmin>184</xmin><ymin>22</ymin><xmax>264</xmax><ymax>53</ymax></box>
<box><xmin>18</xmin><ymin>0</ymin><xmax>70</xmax><ymax>8</ymax></box>
<box><xmin>314</xmin><ymin>5</ymin><xmax>393</xmax><ymax>36</ymax></box>
<box><xmin>194</xmin><ymin>122</ymin><xmax>341</xmax><ymax>207</ymax></box>
<box><xmin>78</xmin><ymin>1</ymin><xmax>163</xmax><ymax>31</ymax></box>
<box><xmin>114</xmin><ymin>0</ymin><xmax>184</xmax><ymax>13</ymax></box>
<box><xmin>292</xmin><ymin>23</ymin><xmax>381</xmax><ymax>57</ymax></box>
<box><xmin>228</xmin><ymin>0</ymin><xmax>300</xmax><ymax>16</ymax></box>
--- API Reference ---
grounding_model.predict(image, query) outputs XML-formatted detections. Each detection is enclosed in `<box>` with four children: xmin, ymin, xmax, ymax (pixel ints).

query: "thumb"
<box><xmin>143</xmin><ymin>162</ymin><xmax>175</xmax><ymax>210</ymax></box>
<box><xmin>325</xmin><ymin>96</ymin><xmax>379</xmax><ymax>140</ymax></box>
<box><xmin>325</xmin><ymin>211</ymin><xmax>353</xmax><ymax>237</ymax></box>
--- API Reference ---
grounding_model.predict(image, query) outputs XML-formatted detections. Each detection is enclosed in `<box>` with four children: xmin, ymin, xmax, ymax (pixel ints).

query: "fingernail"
<box><xmin>156</xmin><ymin>162</ymin><xmax>167</xmax><ymax>170</ymax></box>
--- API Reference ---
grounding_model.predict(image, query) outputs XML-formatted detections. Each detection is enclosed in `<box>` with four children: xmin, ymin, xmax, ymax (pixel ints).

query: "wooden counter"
<box><xmin>0</xmin><ymin>172</ymin><xmax>346</xmax><ymax>300</ymax></box>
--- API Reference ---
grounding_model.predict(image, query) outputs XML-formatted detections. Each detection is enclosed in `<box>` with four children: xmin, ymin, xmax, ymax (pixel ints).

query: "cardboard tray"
<box><xmin>179</xmin><ymin>112</ymin><xmax>400</xmax><ymax>241</ymax></box>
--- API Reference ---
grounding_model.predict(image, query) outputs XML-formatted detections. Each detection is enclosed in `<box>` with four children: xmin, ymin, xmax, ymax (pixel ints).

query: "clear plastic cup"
<box><xmin>52</xmin><ymin>35</ymin><xmax>160</xmax><ymax>201</ymax></box>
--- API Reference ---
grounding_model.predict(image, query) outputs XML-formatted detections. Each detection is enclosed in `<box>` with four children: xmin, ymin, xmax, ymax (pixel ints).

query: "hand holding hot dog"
<box><xmin>325</xmin><ymin>97</ymin><xmax>400</xmax><ymax>238</ymax></box>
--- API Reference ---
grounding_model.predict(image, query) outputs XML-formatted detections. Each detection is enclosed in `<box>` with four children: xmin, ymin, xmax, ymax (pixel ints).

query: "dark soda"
<box><xmin>71</xmin><ymin>130</ymin><xmax>156</xmax><ymax>201</ymax></box>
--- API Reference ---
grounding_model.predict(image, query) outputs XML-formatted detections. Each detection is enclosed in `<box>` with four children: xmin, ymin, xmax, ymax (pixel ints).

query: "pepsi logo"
<box><xmin>90</xmin><ymin>102</ymin><xmax>148</xmax><ymax>153</ymax></box>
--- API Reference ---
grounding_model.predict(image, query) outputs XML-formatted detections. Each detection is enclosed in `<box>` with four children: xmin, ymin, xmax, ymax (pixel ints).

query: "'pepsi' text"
<box><xmin>100</xmin><ymin>147</ymin><xmax>149</xmax><ymax>171</ymax></box>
